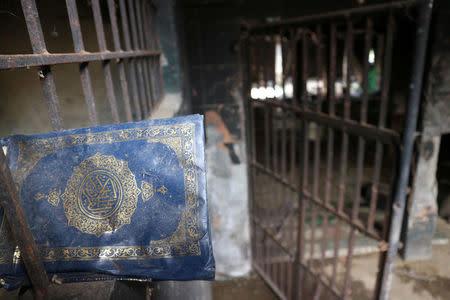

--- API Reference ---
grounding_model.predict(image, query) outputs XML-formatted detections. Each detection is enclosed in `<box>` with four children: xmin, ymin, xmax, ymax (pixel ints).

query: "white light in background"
<box><xmin>266</xmin><ymin>81</ymin><xmax>276</xmax><ymax>99</ymax></box>
<box><xmin>274</xmin><ymin>85</ymin><xmax>284</xmax><ymax>98</ymax></box>
<box><xmin>306</xmin><ymin>79</ymin><xmax>325</xmax><ymax>96</ymax></box>
<box><xmin>369</xmin><ymin>49</ymin><xmax>375</xmax><ymax>64</ymax></box>
<box><xmin>257</xmin><ymin>86</ymin><xmax>267</xmax><ymax>100</ymax></box>
<box><xmin>284</xmin><ymin>77</ymin><xmax>293</xmax><ymax>98</ymax></box>
<box><xmin>250</xmin><ymin>83</ymin><xmax>259</xmax><ymax>99</ymax></box>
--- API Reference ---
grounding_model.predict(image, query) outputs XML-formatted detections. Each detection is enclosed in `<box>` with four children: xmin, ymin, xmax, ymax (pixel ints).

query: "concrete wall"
<box><xmin>402</xmin><ymin>0</ymin><xmax>450</xmax><ymax>260</ymax></box>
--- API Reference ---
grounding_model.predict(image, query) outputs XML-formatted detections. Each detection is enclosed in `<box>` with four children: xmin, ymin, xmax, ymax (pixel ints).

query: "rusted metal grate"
<box><xmin>0</xmin><ymin>0</ymin><xmax>164</xmax><ymax>297</ymax></box>
<box><xmin>242</xmin><ymin>0</ymin><xmax>432</xmax><ymax>299</ymax></box>
<box><xmin>0</xmin><ymin>0</ymin><xmax>163</xmax><ymax>129</ymax></box>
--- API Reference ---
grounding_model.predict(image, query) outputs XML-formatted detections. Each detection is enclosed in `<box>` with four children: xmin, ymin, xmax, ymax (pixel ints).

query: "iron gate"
<box><xmin>242</xmin><ymin>1</ymin><xmax>433</xmax><ymax>299</ymax></box>
<box><xmin>0</xmin><ymin>0</ymin><xmax>163</xmax><ymax>297</ymax></box>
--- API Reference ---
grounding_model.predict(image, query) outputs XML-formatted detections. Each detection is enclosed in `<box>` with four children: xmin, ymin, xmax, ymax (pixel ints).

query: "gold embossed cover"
<box><xmin>0</xmin><ymin>115</ymin><xmax>214</xmax><ymax>285</ymax></box>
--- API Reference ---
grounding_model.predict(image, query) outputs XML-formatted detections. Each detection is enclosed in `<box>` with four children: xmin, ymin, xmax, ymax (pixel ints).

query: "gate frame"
<box><xmin>241</xmin><ymin>0</ymin><xmax>434</xmax><ymax>299</ymax></box>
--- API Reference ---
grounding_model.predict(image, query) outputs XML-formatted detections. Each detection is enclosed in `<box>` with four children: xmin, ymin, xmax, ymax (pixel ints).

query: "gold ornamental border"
<box><xmin>6</xmin><ymin>122</ymin><xmax>201</xmax><ymax>262</ymax></box>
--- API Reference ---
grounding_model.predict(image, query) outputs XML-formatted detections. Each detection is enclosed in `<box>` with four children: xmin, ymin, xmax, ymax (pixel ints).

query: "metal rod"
<box><xmin>343</xmin><ymin>18</ymin><xmax>372</xmax><ymax>299</ymax></box>
<box><xmin>248</xmin><ymin>0</ymin><xmax>425</xmax><ymax>31</ymax></box>
<box><xmin>21</xmin><ymin>0</ymin><xmax>63</xmax><ymax>131</ymax></box>
<box><xmin>143</xmin><ymin>2</ymin><xmax>157</xmax><ymax>109</ymax></box>
<box><xmin>128</xmin><ymin>0</ymin><xmax>149</xmax><ymax>118</ymax></box>
<box><xmin>66</xmin><ymin>0</ymin><xmax>99</xmax><ymax>126</ymax></box>
<box><xmin>136</xmin><ymin>0</ymin><xmax>154</xmax><ymax>114</ymax></box>
<box><xmin>368</xmin><ymin>14</ymin><xmax>395</xmax><ymax>232</ymax></box>
<box><xmin>376</xmin><ymin>1</ymin><xmax>433</xmax><ymax>299</ymax></box>
<box><xmin>325</xmin><ymin>23</ymin><xmax>336</xmax><ymax>208</ymax></box>
<box><xmin>295</xmin><ymin>30</ymin><xmax>310</xmax><ymax>300</ymax></box>
<box><xmin>107</xmin><ymin>0</ymin><xmax>133</xmax><ymax>122</ymax></box>
<box><xmin>119</xmin><ymin>0</ymin><xmax>143</xmax><ymax>120</ymax></box>
<box><xmin>0</xmin><ymin>151</ymin><xmax>49</xmax><ymax>298</ymax></box>
<box><xmin>250</xmin><ymin>99</ymin><xmax>400</xmax><ymax>145</ymax></box>
<box><xmin>0</xmin><ymin>50</ymin><xmax>161</xmax><ymax>70</ymax></box>
<box><xmin>92</xmin><ymin>0</ymin><xmax>120</xmax><ymax>123</ymax></box>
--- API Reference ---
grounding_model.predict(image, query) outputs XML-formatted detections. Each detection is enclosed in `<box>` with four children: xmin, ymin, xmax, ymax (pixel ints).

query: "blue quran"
<box><xmin>0</xmin><ymin>114</ymin><xmax>214</xmax><ymax>287</ymax></box>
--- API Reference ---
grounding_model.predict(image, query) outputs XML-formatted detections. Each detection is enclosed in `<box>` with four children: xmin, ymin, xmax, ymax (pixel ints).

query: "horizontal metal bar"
<box><xmin>253</xmin><ymin>263</ymin><xmax>289</xmax><ymax>300</ymax></box>
<box><xmin>248</xmin><ymin>0</ymin><xmax>424</xmax><ymax>31</ymax></box>
<box><xmin>250</xmin><ymin>99</ymin><xmax>400</xmax><ymax>145</ymax></box>
<box><xmin>295</xmin><ymin>261</ymin><xmax>342</xmax><ymax>300</ymax></box>
<box><xmin>302</xmin><ymin>189</ymin><xmax>383</xmax><ymax>241</ymax></box>
<box><xmin>252</xmin><ymin>218</ymin><xmax>295</xmax><ymax>258</ymax></box>
<box><xmin>251</xmin><ymin>161</ymin><xmax>297</xmax><ymax>192</ymax></box>
<box><xmin>0</xmin><ymin>50</ymin><xmax>161</xmax><ymax>70</ymax></box>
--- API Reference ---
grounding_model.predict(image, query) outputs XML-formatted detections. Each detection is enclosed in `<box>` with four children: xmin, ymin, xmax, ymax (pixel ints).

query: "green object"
<box><xmin>368</xmin><ymin>66</ymin><xmax>378</xmax><ymax>92</ymax></box>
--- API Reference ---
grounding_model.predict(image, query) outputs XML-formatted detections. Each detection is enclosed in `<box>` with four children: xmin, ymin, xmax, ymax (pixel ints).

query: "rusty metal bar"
<box><xmin>343</xmin><ymin>18</ymin><xmax>372</xmax><ymax>300</ymax></box>
<box><xmin>272</xmin><ymin>109</ymin><xmax>279</xmax><ymax>174</ymax></box>
<box><xmin>254</xmin><ymin>261</ymin><xmax>289</xmax><ymax>300</ymax></box>
<box><xmin>250</xmin><ymin>99</ymin><xmax>400</xmax><ymax>145</ymax></box>
<box><xmin>127</xmin><ymin>0</ymin><xmax>149</xmax><ymax>118</ymax></box>
<box><xmin>376</xmin><ymin>1</ymin><xmax>433</xmax><ymax>299</ymax></box>
<box><xmin>322</xmin><ymin>23</ymin><xmax>340</xmax><ymax>288</ymax></box>
<box><xmin>338</xmin><ymin>18</ymin><xmax>354</xmax><ymax>217</ymax></box>
<box><xmin>252</xmin><ymin>159</ymin><xmax>383</xmax><ymax>242</ymax></box>
<box><xmin>107</xmin><ymin>0</ymin><xmax>133</xmax><ymax>122</ymax></box>
<box><xmin>0</xmin><ymin>50</ymin><xmax>161</xmax><ymax>70</ymax></box>
<box><xmin>302</xmin><ymin>189</ymin><xmax>382</xmax><ymax>241</ymax></box>
<box><xmin>324</xmin><ymin>23</ymin><xmax>338</xmax><ymax>290</ymax></box>
<box><xmin>136</xmin><ymin>0</ymin><xmax>154</xmax><ymax>114</ymax></box>
<box><xmin>91</xmin><ymin>0</ymin><xmax>120</xmax><ymax>123</ymax></box>
<box><xmin>118</xmin><ymin>0</ymin><xmax>143</xmax><ymax>120</ymax></box>
<box><xmin>147</xmin><ymin>1</ymin><xmax>160</xmax><ymax>104</ymax></box>
<box><xmin>325</xmin><ymin>23</ymin><xmax>336</xmax><ymax>206</ymax></box>
<box><xmin>289</xmin><ymin>30</ymin><xmax>299</xmax><ymax>187</ymax></box>
<box><xmin>151</xmin><ymin>3</ymin><xmax>164</xmax><ymax>102</ymax></box>
<box><xmin>312</xmin><ymin>24</ymin><xmax>326</xmax><ymax>280</ymax></box>
<box><xmin>368</xmin><ymin>15</ymin><xmax>395</xmax><ymax>232</ymax></box>
<box><xmin>295</xmin><ymin>30</ymin><xmax>310</xmax><ymax>300</ymax></box>
<box><xmin>248</xmin><ymin>0</ymin><xmax>425</xmax><ymax>31</ymax></box>
<box><xmin>143</xmin><ymin>1</ymin><xmax>157</xmax><ymax>109</ymax></box>
<box><xmin>0</xmin><ymin>151</ymin><xmax>49</xmax><ymax>298</ymax></box>
<box><xmin>264</xmin><ymin>105</ymin><xmax>271</xmax><ymax>169</ymax></box>
<box><xmin>66</xmin><ymin>0</ymin><xmax>99</xmax><ymax>126</ymax></box>
<box><xmin>21</xmin><ymin>0</ymin><xmax>63</xmax><ymax>131</ymax></box>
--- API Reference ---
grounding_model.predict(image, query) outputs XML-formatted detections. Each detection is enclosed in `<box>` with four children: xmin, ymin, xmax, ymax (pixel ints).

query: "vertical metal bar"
<box><xmin>295</xmin><ymin>30</ymin><xmax>309</xmax><ymax>300</ymax></box>
<box><xmin>0</xmin><ymin>151</ymin><xmax>49</xmax><ymax>298</ymax></box>
<box><xmin>265</xmin><ymin>104</ymin><xmax>271</xmax><ymax>169</ymax></box>
<box><xmin>143</xmin><ymin>2</ymin><xmax>157</xmax><ymax>109</ymax></box>
<box><xmin>326</xmin><ymin>21</ymin><xmax>338</xmax><ymax>288</ymax></box>
<box><xmin>21</xmin><ymin>0</ymin><xmax>63</xmax><ymax>131</ymax></box>
<box><xmin>324</xmin><ymin>23</ymin><xmax>336</xmax><ymax>206</ymax></box>
<box><xmin>152</xmin><ymin>5</ymin><xmax>164</xmax><ymax>102</ymax></box>
<box><xmin>107</xmin><ymin>0</ymin><xmax>133</xmax><ymax>122</ymax></box>
<box><xmin>289</xmin><ymin>30</ymin><xmax>299</xmax><ymax>187</ymax></box>
<box><xmin>368</xmin><ymin>15</ymin><xmax>395</xmax><ymax>232</ymax></box>
<box><xmin>376</xmin><ymin>1</ymin><xmax>433</xmax><ymax>299</ymax></box>
<box><xmin>127</xmin><ymin>0</ymin><xmax>149</xmax><ymax>118</ymax></box>
<box><xmin>119</xmin><ymin>0</ymin><xmax>142</xmax><ymax>120</ymax></box>
<box><xmin>272</xmin><ymin>109</ymin><xmax>279</xmax><ymax>174</ymax></box>
<box><xmin>343</xmin><ymin>18</ymin><xmax>371</xmax><ymax>300</ymax></box>
<box><xmin>135</xmin><ymin>0</ymin><xmax>154</xmax><ymax>114</ymax></box>
<box><xmin>91</xmin><ymin>0</ymin><xmax>120</xmax><ymax>123</ymax></box>
<box><xmin>66</xmin><ymin>0</ymin><xmax>99</xmax><ymax>126</ymax></box>
<box><xmin>338</xmin><ymin>18</ymin><xmax>355</xmax><ymax>216</ymax></box>
<box><xmin>310</xmin><ymin>24</ymin><xmax>324</xmax><ymax>271</ymax></box>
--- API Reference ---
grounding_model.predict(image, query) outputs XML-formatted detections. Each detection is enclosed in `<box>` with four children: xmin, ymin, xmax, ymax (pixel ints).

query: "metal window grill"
<box><xmin>242</xmin><ymin>0</ymin><xmax>432</xmax><ymax>299</ymax></box>
<box><xmin>0</xmin><ymin>0</ymin><xmax>164</xmax><ymax>297</ymax></box>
